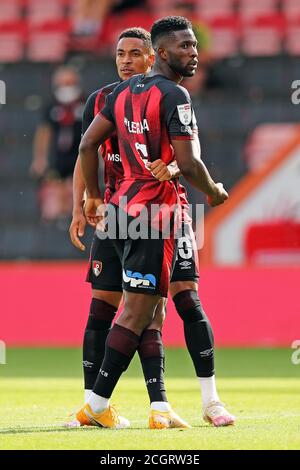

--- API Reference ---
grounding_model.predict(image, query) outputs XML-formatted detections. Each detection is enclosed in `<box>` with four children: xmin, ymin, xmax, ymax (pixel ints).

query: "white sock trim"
<box><xmin>84</xmin><ymin>389</ymin><xmax>92</xmax><ymax>403</ymax></box>
<box><xmin>198</xmin><ymin>375</ymin><xmax>220</xmax><ymax>409</ymax></box>
<box><xmin>150</xmin><ymin>401</ymin><xmax>171</xmax><ymax>412</ymax></box>
<box><xmin>88</xmin><ymin>391</ymin><xmax>109</xmax><ymax>413</ymax></box>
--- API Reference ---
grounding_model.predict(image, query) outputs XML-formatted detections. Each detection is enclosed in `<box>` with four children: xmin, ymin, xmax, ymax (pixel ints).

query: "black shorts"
<box><xmin>113</xmin><ymin>234</ymin><xmax>177</xmax><ymax>298</ymax></box>
<box><xmin>86</xmin><ymin>235</ymin><xmax>122</xmax><ymax>291</ymax></box>
<box><xmin>171</xmin><ymin>221</ymin><xmax>199</xmax><ymax>283</ymax></box>
<box><xmin>86</xmin><ymin>220</ymin><xmax>199</xmax><ymax>293</ymax></box>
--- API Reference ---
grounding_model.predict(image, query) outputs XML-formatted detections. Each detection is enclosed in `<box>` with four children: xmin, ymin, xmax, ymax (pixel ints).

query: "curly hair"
<box><xmin>151</xmin><ymin>16</ymin><xmax>193</xmax><ymax>47</ymax></box>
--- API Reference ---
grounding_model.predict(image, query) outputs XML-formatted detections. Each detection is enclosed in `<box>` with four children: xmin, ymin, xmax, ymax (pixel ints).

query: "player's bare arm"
<box><xmin>171</xmin><ymin>138</ymin><xmax>228</xmax><ymax>207</ymax></box>
<box><xmin>69</xmin><ymin>156</ymin><xmax>87</xmax><ymax>251</ymax></box>
<box><xmin>79</xmin><ymin>114</ymin><xmax>114</xmax><ymax>225</ymax></box>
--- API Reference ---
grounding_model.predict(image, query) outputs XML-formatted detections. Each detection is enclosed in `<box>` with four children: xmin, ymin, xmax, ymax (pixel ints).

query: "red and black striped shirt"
<box><xmin>100</xmin><ymin>74</ymin><xmax>198</xmax><ymax>222</ymax></box>
<box><xmin>82</xmin><ymin>82</ymin><xmax>123</xmax><ymax>204</ymax></box>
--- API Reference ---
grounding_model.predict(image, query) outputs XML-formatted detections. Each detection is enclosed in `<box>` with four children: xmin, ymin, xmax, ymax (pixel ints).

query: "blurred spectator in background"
<box><xmin>30</xmin><ymin>66</ymin><xmax>85</xmax><ymax>223</ymax></box>
<box><xmin>72</xmin><ymin>0</ymin><xmax>144</xmax><ymax>36</ymax></box>
<box><xmin>73</xmin><ymin>0</ymin><xmax>114</xmax><ymax>36</ymax></box>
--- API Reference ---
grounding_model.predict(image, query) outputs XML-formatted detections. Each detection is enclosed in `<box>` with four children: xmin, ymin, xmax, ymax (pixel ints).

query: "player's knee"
<box><xmin>169</xmin><ymin>280</ymin><xmax>197</xmax><ymax>298</ymax></box>
<box><xmin>173</xmin><ymin>289</ymin><xmax>206</xmax><ymax>323</ymax></box>
<box><xmin>138</xmin><ymin>329</ymin><xmax>164</xmax><ymax>359</ymax></box>
<box><xmin>86</xmin><ymin>297</ymin><xmax>118</xmax><ymax>331</ymax></box>
<box><xmin>149</xmin><ymin>298</ymin><xmax>166</xmax><ymax>331</ymax></box>
<box><xmin>121</xmin><ymin>293</ymin><xmax>160</xmax><ymax>331</ymax></box>
<box><xmin>119</xmin><ymin>307</ymin><xmax>154</xmax><ymax>332</ymax></box>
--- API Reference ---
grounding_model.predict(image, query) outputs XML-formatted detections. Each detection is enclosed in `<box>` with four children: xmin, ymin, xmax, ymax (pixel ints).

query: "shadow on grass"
<box><xmin>0</xmin><ymin>425</ymin><xmax>142</xmax><ymax>435</ymax></box>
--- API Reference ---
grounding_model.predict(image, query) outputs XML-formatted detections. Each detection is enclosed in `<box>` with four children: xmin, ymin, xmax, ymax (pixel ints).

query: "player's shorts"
<box><xmin>86</xmin><ymin>217</ymin><xmax>199</xmax><ymax>293</ymax></box>
<box><xmin>171</xmin><ymin>221</ymin><xmax>199</xmax><ymax>283</ymax></box>
<box><xmin>86</xmin><ymin>235</ymin><xmax>122</xmax><ymax>291</ymax></box>
<box><xmin>110</xmin><ymin>204</ymin><xmax>178</xmax><ymax>297</ymax></box>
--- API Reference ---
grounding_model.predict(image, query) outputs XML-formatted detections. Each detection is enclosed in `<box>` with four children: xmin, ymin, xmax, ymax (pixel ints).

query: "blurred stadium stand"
<box><xmin>0</xmin><ymin>0</ymin><xmax>300</xmax><ymax>260</ymax></box>
<box><xmin>0</xmin><ymin>0</ymin><xmax>300</xmax><ymax>60</ymax></box>
<box><xmin>0</xmin><ymin>56</ymin><xmax>299</xmax><ymax>260</ymax></box>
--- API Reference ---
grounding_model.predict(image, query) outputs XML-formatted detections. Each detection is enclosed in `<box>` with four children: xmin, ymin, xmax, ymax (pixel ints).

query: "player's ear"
<box><xmin>157</xmin><ymin>46</ymin><xmax>167</xmax><ymax>61</ymax></box>
<box><xmin>148</xmin><ymin>52</ymin><xmax>155</xmax><ymax>68</ymax></box>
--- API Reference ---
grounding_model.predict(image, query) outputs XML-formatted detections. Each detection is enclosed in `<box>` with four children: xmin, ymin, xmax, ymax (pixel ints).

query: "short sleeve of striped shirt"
<box><xmin>163</xmin><ymin>85</ymin><xmax>197</xmax><ymax>140</ymax></box>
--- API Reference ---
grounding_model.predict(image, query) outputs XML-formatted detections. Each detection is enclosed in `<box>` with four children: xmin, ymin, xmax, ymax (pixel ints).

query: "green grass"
<box><xmin>0</xmin><ymin>348</ymin><xmax>300</xmax><ymax>450</ymax></box>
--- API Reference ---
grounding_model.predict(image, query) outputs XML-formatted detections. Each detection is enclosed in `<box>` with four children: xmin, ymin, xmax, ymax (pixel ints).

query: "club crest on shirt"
<box><xmin>177</xmin><ymin>103</ymin><xmax>192</xmax><ymax>125</ymax></box>
<box><xmin>93</xmin><ymin>260</ymin><xmax>102</xmax><ymax>277</ymax></box>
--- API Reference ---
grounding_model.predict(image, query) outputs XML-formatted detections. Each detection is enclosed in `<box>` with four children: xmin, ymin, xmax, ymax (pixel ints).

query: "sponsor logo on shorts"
<box><xmin>179</xmin><ymin>260</ymin><xmax>192</xmax><ymax>269</ymax></box>
<box><xmin>93</xmin><ymin>260</ymin><xmax>102</xmax><ymax>277</ymax></box>
<box><xmin>123</xmin><ymin>270</ymin><xmax>156</xmax><ymax>289</ymax></box>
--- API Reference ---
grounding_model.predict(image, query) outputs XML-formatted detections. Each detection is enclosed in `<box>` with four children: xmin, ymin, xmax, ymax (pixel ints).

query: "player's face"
<box><xmin>116</xmin><ymin>37</ymin><xmax>154</xmax><ymax>81</ymax></box>
<box><xmin>165</xmin><ymin>29</ymin><xmax>198</xmax><ymax>77</ymax></box>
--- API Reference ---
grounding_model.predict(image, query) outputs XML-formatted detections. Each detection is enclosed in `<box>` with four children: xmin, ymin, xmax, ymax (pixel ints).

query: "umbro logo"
<box><xmin>179</xmin><ymin>261</ymin><xmax>192</xmax><ymax>268</ymax></box>
<box><xmin>199</xmin><ymin>348</ymin><xmax>213</xmax><ymax>358</ymax></box>
<box><xmin>82</xmin><ymin>361</ymin><xmax>93</xmax><ymax>368</ymax></box>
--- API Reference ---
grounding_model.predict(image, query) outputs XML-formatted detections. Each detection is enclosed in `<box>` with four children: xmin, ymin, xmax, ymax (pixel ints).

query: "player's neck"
<box><xmin>150</xmin><ymin>64</ymin><xmax>183</xmax><ymax>84</ymax></box>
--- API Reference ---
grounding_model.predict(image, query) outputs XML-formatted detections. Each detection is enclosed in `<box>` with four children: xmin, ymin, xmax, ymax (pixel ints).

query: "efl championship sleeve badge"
<box><xmin>177</xmin><ymin>103</ymin><xmax>192</xmax><ymax>125</ymax></box>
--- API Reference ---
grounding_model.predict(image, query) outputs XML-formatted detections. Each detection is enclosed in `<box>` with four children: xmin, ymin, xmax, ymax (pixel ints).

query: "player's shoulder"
<box><xmin>85</xmin><ymin>81</ymin><xmax>120</xmax><ymax>105</ymax></box>
<box><xmin>159</xmin><ymin>79</ymin><xmax>190</xmax><ymax>99</ymax></box>
<box><xmin>100</xmin><ymin>81</ymin><xmax>121</xmax><ymax>96</ymax></box>
<box><xmin>113</xmin><ymin>77</ymin><xmax>136</xmax><ymax>93</ymax></box>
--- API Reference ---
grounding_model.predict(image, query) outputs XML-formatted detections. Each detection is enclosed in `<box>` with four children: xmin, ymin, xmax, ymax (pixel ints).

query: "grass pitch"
<box><xmin>0</xmin><ymin>348</ymin><xmax>299</xmax><ymax>450</ymax></box>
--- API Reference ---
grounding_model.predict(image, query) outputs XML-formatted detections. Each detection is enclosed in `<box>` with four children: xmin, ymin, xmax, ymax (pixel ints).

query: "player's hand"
<box><xmin>147</xmin><ymin>159</ymin><xmax>174</xmax><ymax>182</ymax></box>
<box><xmin>69</xmin><ymin>208</ymin><xmax>86</xmax><ymax>251</ymax></box>
<box><xmin>84</xmin><ymin>197</ymin><xmax>105</xmax><ymax>228</ymax></box>
<box><xmin>207</xmin><ymin>183</ymin><xmax>229</xmax><ymax>207</ymax></box>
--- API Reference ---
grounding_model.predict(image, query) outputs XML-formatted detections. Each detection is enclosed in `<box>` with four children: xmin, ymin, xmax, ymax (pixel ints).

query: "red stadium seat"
<box><xmin>196</xmin><ymin>0</ymin><xmax>236</xmax><ymax>20</ymax></box>
<box><xmin>0</xmin><ymin>0</ymin><xmax>22</xmax><ymax>23</ymax></box>
<box><xmin>282</xmin><ymin>0</ymin><xmax>300</xmax><ymax>20</ymax></box>
<box><xmin>239</xmin><ymin>0</ymin><xmax>278</xmax><ymax>19</ymax></box>
<box><xmin>101</xmin><ymin>9</ymin><xmax>155</xmax><ymax>53</ymax></box>
<box><xmin>0</xmin><ymin>21</ymin><xmax>26</xmax><ymax>62</ymax></box>
<box><xmin>245</xmin><ymin>222</ymin><xmax>300</xmax><ymax>265</ymax></box>
<box><xmin>27</xmin><ymin>20</ymin><xmax>71</xmax><ymax>62</ymax></box>
<box><xmin>241</xmin><ymin>14</ymin><xmax>285</xmax><ymax>56</ymax></box>
<box><xmin>148</xmin><ymin>0</ymin><xmax>181</xmax><ymax>14</ymax></box>
<box><xmin>26</xmin><ymin>0</ymin><xmax>65</xmax><ymax>25</ymax></box>
<box><xmin>285</xmin><ymin>16</ymin><xmax>300</xmax><ymax>55</ymax></box>
<box><xmin>206</xmin><ymin>15</ymin><xmax>241</xmax><ymax>58</ymax></box>
<box><xmin>243</xmin><ymin>124</ymin><xmax>299</xmax><ymax>172</ymax></box>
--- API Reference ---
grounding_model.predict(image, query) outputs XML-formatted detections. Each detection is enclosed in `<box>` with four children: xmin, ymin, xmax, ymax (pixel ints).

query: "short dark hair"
<box><xmin>151</xmin><ymin>16</ymin><xmax>193</xmax><ymax>47</ymax></box>
<box><xmin>118</xmin><ymin>27</ymin><xmax>152</xmax><ymax>51</ymax></box>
